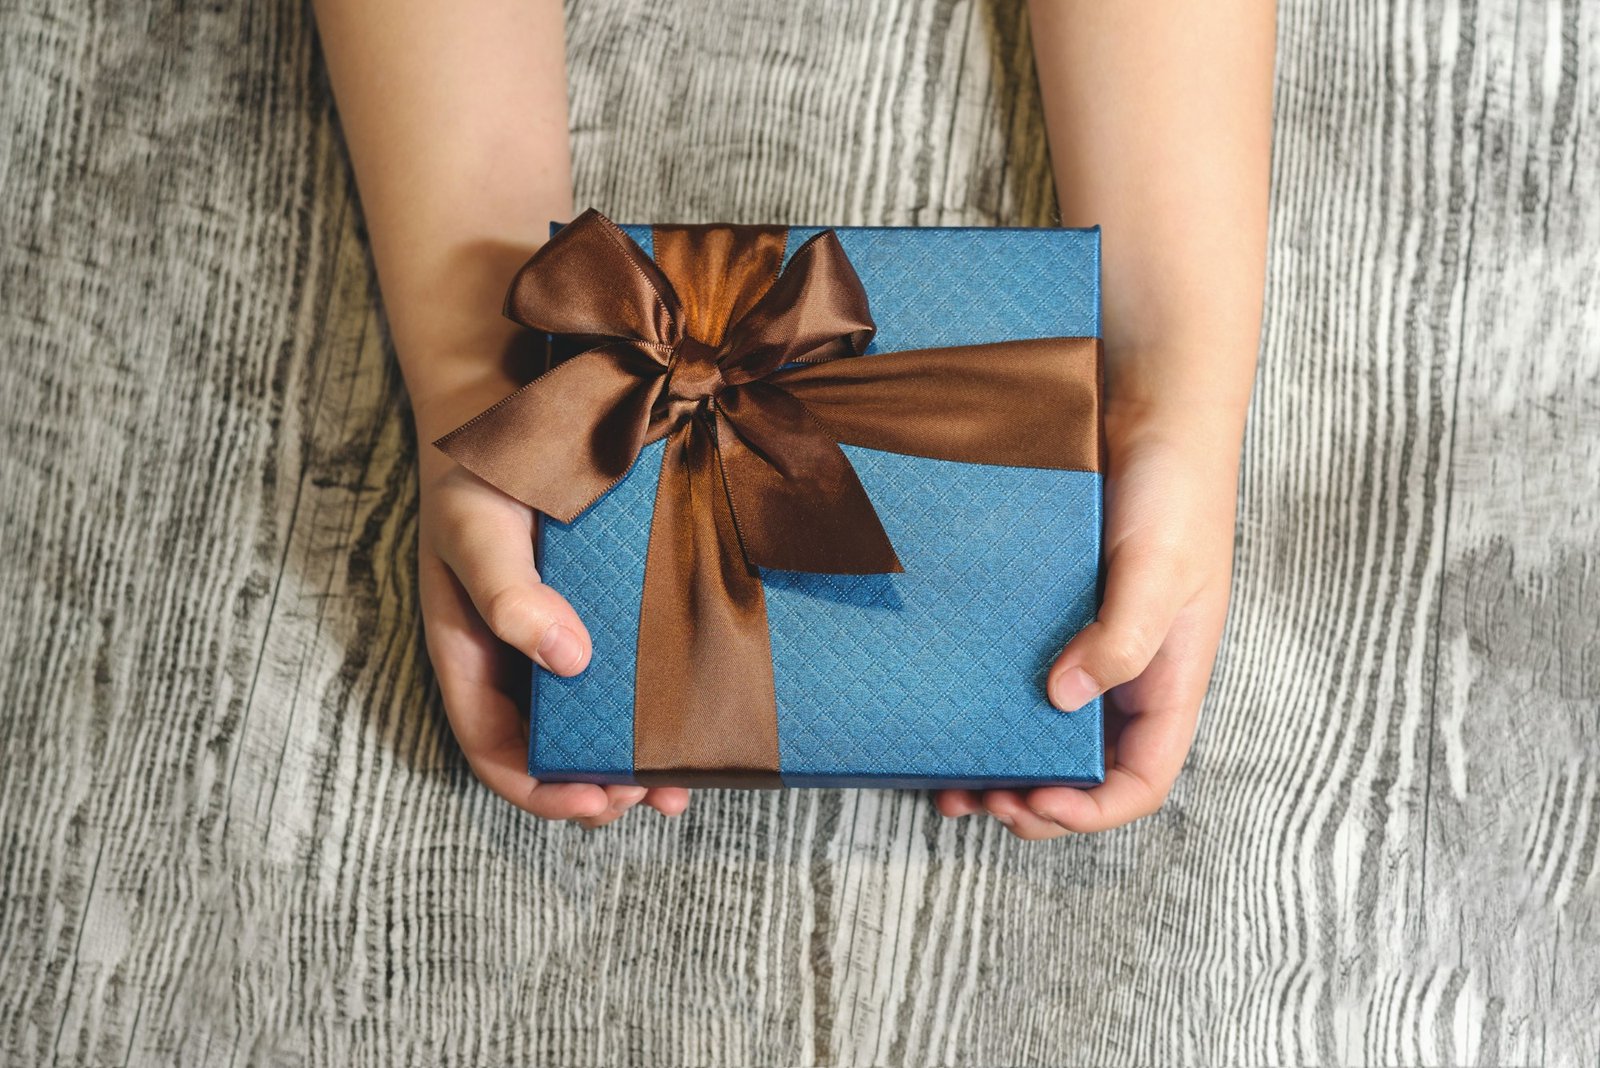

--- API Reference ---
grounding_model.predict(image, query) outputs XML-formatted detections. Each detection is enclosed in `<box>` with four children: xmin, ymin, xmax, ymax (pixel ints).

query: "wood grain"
<box><xmin>2</xmin><ymin>0</ymin><xmax>1595</xmax><ymax>1063</ymax></box>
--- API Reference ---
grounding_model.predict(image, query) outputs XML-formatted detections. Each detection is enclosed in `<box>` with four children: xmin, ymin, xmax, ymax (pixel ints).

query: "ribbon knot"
<box><xmin>663</xmin><ymin>336</ymin><xmax>726</xmax><ymax>404</ymax></box>
<box><xmin>435</xmin><ymin>208</ymin><xmax>1103</xmax><ymax>786</ymax></box>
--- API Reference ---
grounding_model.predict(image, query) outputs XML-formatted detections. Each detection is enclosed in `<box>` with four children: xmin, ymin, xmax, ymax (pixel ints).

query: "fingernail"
<box><xmin>1050</xmin><ymin>666</ymin><xmax>1100</xmax><ymax>712</ymax></box>
<box><xmin>993</xmin><ymin>812</ymin><xmax>1014</xmax><ymax>827</ymax></box>
<box><xmin>536</xmin><ymin>624</ymin><xmax>585</xmax><ymax>675</ymax></box>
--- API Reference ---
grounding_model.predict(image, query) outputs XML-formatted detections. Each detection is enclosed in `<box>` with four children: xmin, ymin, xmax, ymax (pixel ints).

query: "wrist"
<box><xmin>1101</xmin><ymin>336</ymin><xmax>1255</xmax><ymax>463</ymax></box>
<box><xmin>1103</xmin><ymin>392</ymin><xmax>1249</xmax><ymax>491</ymax></box>
<box><xmin>378</xmin><ymin>235</ymin><xmax>556</xmax><ymax>438</ymax></box>
<box><xmin>404</xmin><ymin>328</ymin><xmax>545</xmax><ymax>437</ymax></box>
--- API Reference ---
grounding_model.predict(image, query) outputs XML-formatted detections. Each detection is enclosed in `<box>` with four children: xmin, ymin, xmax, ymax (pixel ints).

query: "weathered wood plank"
<box><xmin>1</xmin><ymin>0</ymin><xmax>1595</xmax><ymax>1064</ymax></box>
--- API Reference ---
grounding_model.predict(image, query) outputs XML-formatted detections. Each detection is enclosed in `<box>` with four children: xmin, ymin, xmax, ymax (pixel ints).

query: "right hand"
<box><xmin>416</xmin><ymin>447</ymin><xmax>692</xmax><ymax>828</ymax></box>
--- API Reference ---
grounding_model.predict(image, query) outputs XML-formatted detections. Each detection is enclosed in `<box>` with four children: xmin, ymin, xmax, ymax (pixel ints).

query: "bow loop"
<box><xmin>719</xmin><ymin>229</ymin><xmax>876</xmax><ymax>384</ymax></box>
<box><xmin>505</xmin><ymin>207</ymin><xmax>684</xmax><ymax>354</ymax></box>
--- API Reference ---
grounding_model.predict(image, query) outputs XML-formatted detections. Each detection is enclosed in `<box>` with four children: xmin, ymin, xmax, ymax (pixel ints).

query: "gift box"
<box><xmin>438</xmin><ymin>209</ymin><xmax>1105</xmax><ymax>789</ymax></box>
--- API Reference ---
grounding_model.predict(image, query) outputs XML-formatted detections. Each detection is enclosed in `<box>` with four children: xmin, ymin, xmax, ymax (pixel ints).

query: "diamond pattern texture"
<box><xmin>532</xmin><ymin>224</ymin><xmax>1105</xmax><ymax>787</ymax></box>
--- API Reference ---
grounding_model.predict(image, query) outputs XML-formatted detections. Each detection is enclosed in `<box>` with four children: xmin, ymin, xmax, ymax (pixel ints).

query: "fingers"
<box><xmin>983</xmin><ymin>791</ymin><xmax>1072</xmax><ymax>840</ymax></box>
<box><xmin>432</xmin><ymin>470</ymin><xmax>592</xmax><ymax>676</ymax></box>
<box><xmin>1021</xmin><ymin>722</ymin><xmax>1188</xmax><ymax>834</ymax></box>
<box><xmin>573</xmin><ymin>784</ymin><xmax>649</xmax><ymax>829</ymax></box>
<box><xmin>933</xmin><ymin>788</ymin><xmax>1071</xmax><ymax>838</ymax></box>
<box><xmin>1022</xmin><ymin>770</ymin><xmax>1167</xmax><ymax>835</ymax></box>
<box><xmin>973</xmin><ymin>765</ymin><xmax>1176</xmax><ymax>839</ymax></box>
<box><xmin>1046</xmin><ymin>538</ymin><xmax>1192</xmax><ymax>712</ymax></box>
<box><xmin>933</xmin><ymin>789</ymin><xmax>984</xmax><ymax>817</ymax></box>
<box><xmin>575</xmin><ymin>785</ymin><xmax>692</xmax><ymax>826</ymax></box>
<box><xmin>938</xmin><ymin>789</ymin><xmax>1077</xmax><ymax>840</ymax></box>
<box><xmin>643</xmin><ymin>787</ymin><xmax>692</xmax><ymax>817</ymax></box>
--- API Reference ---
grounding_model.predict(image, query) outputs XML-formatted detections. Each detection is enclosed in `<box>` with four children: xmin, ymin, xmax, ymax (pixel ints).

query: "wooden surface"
<box><xmin>2</xmin><ymin>0</ymin><xmax>1596</xmax><ymax>1063</ymax></box>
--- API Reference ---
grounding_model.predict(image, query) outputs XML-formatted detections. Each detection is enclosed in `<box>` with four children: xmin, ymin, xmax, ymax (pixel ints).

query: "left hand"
<box><xmin>414</xmin><ymin>395</ymin><xmax>692</xmax><ymax>831</ymax></box>
<box><xmin>934</xmin><ymin>400</ymin><xmax>1240</xmax><ymax>839</ymax></box>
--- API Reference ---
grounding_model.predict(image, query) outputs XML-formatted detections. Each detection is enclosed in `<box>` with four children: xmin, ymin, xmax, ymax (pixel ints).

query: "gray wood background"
<box><xmin>2</xmin><ymin>0</ymin><xmax>1596</xmax><ymax>1064</ymax></box>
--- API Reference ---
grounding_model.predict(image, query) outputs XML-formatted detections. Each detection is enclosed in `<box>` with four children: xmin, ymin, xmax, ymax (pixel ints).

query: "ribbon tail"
<box><xmin>768</xmin><ymin>336</ymin><xmax>1104</xmax><ymax>474</ymax></box>
<box><xmin>714</xmin><ymin>383</ymin><xmax>902</xmax><ymax>575</ymax></box>
<box><xmin>433</xmin><ymin>344</ymin><xmax>667</xmax><ymax>522</ymax></box>
<box><xmin>632</xmin><ymin>416</ymin><xmax>783</xmax><ymax>787</ymax></box>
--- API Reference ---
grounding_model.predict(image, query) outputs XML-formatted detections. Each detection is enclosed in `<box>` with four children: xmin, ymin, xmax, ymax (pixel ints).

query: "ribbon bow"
<box><xmin>437</xmin><ymin>209</ymin><xmax>1101</xmax><ymax>786</ymax></box>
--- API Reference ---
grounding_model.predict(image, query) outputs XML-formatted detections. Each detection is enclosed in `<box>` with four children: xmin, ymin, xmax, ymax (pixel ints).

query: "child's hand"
<box><xmin>417</xmin><ymin>448</ymin><xmax>691</xmax><ymax>827</ymax></box>
<box><xmin>935</xmin><ymin>399</ymin><xmax>1238</xmax><ymax>839</ymax></box>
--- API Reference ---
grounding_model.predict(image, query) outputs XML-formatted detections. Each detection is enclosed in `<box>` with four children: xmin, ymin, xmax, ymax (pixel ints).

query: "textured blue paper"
<box><xmin>531</xmin><ymin>223</ymin><xmax>1105</xmax><ymax>788</ymax></box>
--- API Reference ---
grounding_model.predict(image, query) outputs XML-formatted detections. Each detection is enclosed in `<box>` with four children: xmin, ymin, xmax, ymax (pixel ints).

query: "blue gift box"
<box><xmin>531</xmin><ymin>223</ymin><xmax>1104</xmax><ymax>789</ymax></box>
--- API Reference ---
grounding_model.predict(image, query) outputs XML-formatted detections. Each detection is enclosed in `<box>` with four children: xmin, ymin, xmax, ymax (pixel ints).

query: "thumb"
<box><xmin>1048</xmin><ymin>541</ymin><xmax>1188</xmax><ymax>711</ymax></box>
<box><xmin>433</xmin><ymin>492</ymin><xmax>592</xmax><ymax>676</ymax></box>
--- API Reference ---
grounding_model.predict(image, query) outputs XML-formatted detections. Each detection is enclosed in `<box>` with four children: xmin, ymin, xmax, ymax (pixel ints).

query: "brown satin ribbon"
<box><xmin>436</xmin><ymin>208</ymin><xmax>1102</xmax><ymax>787</ymax></box>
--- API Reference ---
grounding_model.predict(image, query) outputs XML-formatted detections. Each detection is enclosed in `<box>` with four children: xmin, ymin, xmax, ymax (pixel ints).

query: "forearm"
<box><xmin>1029</xmin><ymin>0</ymin><xmax>1274</xmax><ymax>474</ymax></box>
<box><xmin>312</xmin><ymin>0</ymin><xmax>573</xmax><ymax>443</ymax></box>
